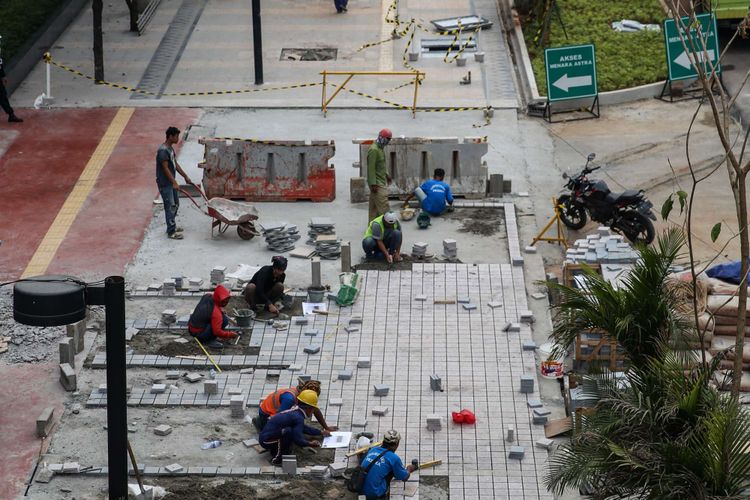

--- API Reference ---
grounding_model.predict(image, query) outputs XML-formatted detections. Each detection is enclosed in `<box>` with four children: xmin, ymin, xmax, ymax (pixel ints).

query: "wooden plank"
<box><xmin>544</xmin><ymin>417</ymin><xmax>572</xmax><ymax>438</ymax></box>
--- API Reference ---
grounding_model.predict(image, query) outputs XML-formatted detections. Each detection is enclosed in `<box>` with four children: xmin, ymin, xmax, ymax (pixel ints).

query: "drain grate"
<box><xmin>420</xmin><ymin>37</ymin><xmax>477</xmax><ymax>55</ymax></box>
<box><xmin>280</xmin><ymin>48</ymin><xmax>337</xmax><ymax>61</ymax></box>
<box><xmin>131</xmin><ymin>0</ymin><xmax>207</xmax><ymax>99</ymax></box>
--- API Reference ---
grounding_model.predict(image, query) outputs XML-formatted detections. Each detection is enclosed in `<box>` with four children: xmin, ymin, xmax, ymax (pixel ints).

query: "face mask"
<box><xmin>376</xmin><ymin>136</ymin><xmax>389</xmax><ymax>147</ymax></box>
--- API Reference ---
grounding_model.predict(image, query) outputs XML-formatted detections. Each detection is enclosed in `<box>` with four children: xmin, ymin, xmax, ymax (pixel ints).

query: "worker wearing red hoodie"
<box><xmin>187</xmin><ymin>285</ymin><xmax>237</xmax><ymax>349</ymax></box>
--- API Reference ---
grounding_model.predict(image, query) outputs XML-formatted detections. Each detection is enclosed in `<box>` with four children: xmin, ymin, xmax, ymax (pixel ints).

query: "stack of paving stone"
<box><xmin>210</xmin><ymin>266</ymin><xmax>226</xmax><ymax>285</ymax></box>
<box><xmin>411</xmin><ymin>242</ymin><xmax>428</xmax><ymax>258</ymax></box>
<box><xmin>161</xmin><ymin>309</ymin><xmax>177</xmax><ymax>326</ymax></box>
<box><xmin>162</xmin><ymin>279</ymin><xmax>176</xmax><ymax>296</ymax></box>
<box><xmin>564</xmin><ymin>227</ymin><xmax>639</xmax><ymax>265</ymax></box>
<box><xmin>188</xmin><ymin>278</ymin><xmax>203</xmax><ymax>291</ymax></box>
<box><xmin>307</xmin><ymin>218</ymin><xmax>335</xmax><ymax>244</ymax></box>
<box><xmin>261</xmin><ymin>222</ymin><xmax>297</xmax><ymax>253</ymax></box>
<box><xmin>442</xmin><ymin>239</ymin><xmax>458</xmax><ymax>261</ymax></box>
<box><xmin>230</xmin><ymin>395</ymin><xmax>245</xmax><ymax>418</ymax></box>
<box><xmin>315</xmin><ymin>234</ymin><xmax>341</xmax><ymax>260</ymax></box>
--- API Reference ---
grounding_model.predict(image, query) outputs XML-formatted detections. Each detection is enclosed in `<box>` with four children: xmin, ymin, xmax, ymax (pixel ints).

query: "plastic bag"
<box><xmin>336</xmin><ymin>272</ymin><xmax>360</xmax><ymax>307</ymax></box>
<box><xmin>451</xmin><ymin>409</ymin><xmax>476</xmax><ymax>424</ymax></box>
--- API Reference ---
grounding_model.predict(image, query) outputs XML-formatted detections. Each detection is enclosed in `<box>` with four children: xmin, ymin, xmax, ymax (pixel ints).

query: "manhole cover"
<box><xmin>280</xmin><ymin>48</ymin><xmax>337</xmax><ymax>61</ymax></box>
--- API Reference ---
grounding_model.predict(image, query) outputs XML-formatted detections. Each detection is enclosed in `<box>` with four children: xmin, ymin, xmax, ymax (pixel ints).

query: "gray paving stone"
<box><xmin>508</xmin><ymin>446</ymin><xmax>525</xmax><ymax>459</ymax></box>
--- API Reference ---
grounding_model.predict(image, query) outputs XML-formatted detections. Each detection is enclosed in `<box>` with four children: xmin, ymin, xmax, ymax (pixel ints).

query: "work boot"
<box><xmin>206</xmin><ymin>340</ymin><xmax>224</xmax><ymax>349</ymax></box>
<box><xmin>8</xmin><ymin>115</ymin><xmax>23</xmax><ymax>123</ymax></box>
<box><xmin>167</xmin><ymin>232</ymin><xmax>183</xmax><ymax>240</ymax></box>
<box><xmin>270</xmin><ymin>456</ymin><xmax>282</xmax><ymax>466</ymax></box>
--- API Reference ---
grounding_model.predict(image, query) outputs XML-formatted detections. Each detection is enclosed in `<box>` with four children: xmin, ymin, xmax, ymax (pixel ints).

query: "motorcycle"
<box><xmin>558</xmin><ymin>153</ymin><xmax>656</xmax><ymax>245</ymax></box>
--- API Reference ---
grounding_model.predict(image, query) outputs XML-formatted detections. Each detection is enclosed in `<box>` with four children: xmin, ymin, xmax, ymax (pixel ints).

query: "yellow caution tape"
<box><xmin>43</xmin><ymin>52</ymin><xmax>321</xmax><ymax>97</ymax></box>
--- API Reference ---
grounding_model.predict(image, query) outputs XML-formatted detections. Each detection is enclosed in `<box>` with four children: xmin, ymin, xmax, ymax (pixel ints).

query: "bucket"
<box><xmin>234</xmin><ymin>309</ymin><xmax>255</xmax><ymax>327</ymax></box>
<box><xmin>307</xmin><ymin>286</ymin><xmax>326</xmax><ymax>303</ymax></box>
<box><xmin>539</xmin><ymin>342</ymin><xmax>565</xmax><ymax>379</ymax></box>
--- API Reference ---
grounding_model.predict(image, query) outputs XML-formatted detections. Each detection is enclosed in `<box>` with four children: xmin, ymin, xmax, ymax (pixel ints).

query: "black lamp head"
<box><xmin>13</xmin><ymin>275</ymin><xmax>86</xmax><ymax>327</ymax></box>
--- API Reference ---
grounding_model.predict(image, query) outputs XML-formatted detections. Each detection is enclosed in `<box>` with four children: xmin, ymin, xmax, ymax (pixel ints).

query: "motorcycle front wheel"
<box><xmin>557</xmin><ymin>195</ymin><xmax>587</xmax><ymax>230</ymax></box>
<box><xmin>613</xmin><ymin>211</ymin><xmax>655</xmax><ymax>245</ymax></box>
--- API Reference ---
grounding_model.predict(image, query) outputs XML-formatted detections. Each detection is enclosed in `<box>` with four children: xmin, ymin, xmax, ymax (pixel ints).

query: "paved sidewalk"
<box><xmin>12</xmin><ymin>0</ymin><xmax>517</xmax><ymax>109</ymax></box>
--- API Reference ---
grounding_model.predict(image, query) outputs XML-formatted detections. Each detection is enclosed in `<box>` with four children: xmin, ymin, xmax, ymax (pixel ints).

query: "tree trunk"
<box><xmin>93</xmin><ymin>0</ymin><xmax>104</xmax><ymax>82</ymax></box>
<box><xmin>733</xmin><ymin>171</ymin><xmax>748</xmax><ymax>396</ymax></box>
<box><xmin>125</xmin><ymin>0</ymin><xmax>138</xmax><ymax>32</ymax></box>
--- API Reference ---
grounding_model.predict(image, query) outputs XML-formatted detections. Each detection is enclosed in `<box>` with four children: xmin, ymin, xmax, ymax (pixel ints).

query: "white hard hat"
<box><xmin>383</xmin><ymin>212</ymin><xmax>398</xmax><ymax>224</ymax></box>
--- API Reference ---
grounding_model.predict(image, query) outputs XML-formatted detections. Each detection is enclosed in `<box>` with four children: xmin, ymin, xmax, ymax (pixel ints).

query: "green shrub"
<box><xmin>522</xmin><ymin>0</ymin><xmax>668</xmax><ymax>93</ymax></box>
<box><xmin>0</xmin><ymin>0</ymin><xmax>65</xmax><ymax>63</ymax></box>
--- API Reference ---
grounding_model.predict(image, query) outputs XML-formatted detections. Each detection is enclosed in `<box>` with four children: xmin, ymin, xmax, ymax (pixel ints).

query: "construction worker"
<box><xmin>402</xmin><ymin>168</ymin><xmax>454</xmax><ymax>215</ymax></box>
<box><xmin>0</xmin><ymin>59</ymin><xmax>22</xmax><ymax>123</ymax></box>
<box><xmin>253</xmin><ymin>379</ymin><xmax>338</xmax><ymax>432</ymax></box>
<box><xmin>258</xmin><ymin>390</ymin><xmax>331</xmax><ymax>465</ymax></box>
<box><xmin>360</xmin><ymin>430</ymin><xmax>416</xmax><ymax>499</ymax></box>
<box><xmin>243</xmin><ymin>256</ymin><xmax>286</xmax><ymax>314</ymax></box>
<box><xmin>367</xmin><ymin>128</ymin><xmax>393</xmax><ymax>221</ymax></box>
<box><xmin>156</xmin><ymin>126</ymin><xmax>192</xmax><ymax>240</ymax></box>
<box><xmin>363</xmin><ymin>211</ymin><xmax>402</xmax><ymax>263</ymax></box>
<box><xmin>187</xmin><ymin>285</ymin><xmax>237</xmax><ymax>349</ymax></box>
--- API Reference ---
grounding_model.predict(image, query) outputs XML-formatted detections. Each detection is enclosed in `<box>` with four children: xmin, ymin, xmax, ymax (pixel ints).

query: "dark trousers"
<box><xmin>334</xmin><ymin>0</ymin><xmax>348</xmax><ymax>11</ymax></box>
<box><xmin>243</xmin><ymin>282</ymin><xmax>284</xmax><ymax>309</ymax></box>
<box><xmin>260</xmin><ymin>427</ymin><xmax>293</xmax><ymax>464</ymax></box>
<box><xmin>0</xmin><ymin>82</ymin><xmax>14</xmax><ymax>117</ymax></box>
<box><xmin>362</xmin><ymin>229</ymin><xmax>402</xmax><ymax>259</ymax></box>
<box><xmin>190</xmin><ymin>314</ymin><xmax>228</xmax><ymax>342</ymax></box>
<box><xmin>256</xmin><ymin>409</ymin><xmax>270</xmax><ymax>431</ymax></box>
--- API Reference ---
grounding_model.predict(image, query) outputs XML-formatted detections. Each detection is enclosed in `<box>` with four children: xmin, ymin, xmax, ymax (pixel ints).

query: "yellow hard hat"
<box><xmin>297</xmin><ymin>389</ymin><xmax>319</xmax><ymax>409</ymax></box>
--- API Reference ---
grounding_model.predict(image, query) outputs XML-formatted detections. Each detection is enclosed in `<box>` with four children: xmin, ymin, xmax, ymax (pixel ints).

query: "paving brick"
<box><xmin>349</xmin><ymin>316</ymin><xmax>363</xmax><ymax>324</ymax></box>
<box><xmin>329</xmin><ymin>398</ymin><xmax>343</xmax><ymax>406</ymax></box>
<box><xmin>298</xmin><ymin>374</ymin><xmax>312</xmax><ymax>383</ymax></box>
<box><xmin>487</xmin><ymin>301</ymin><xmax>503</xmax><ymax>309</ymax></box>
<box><xmin>203</xmin><ymin>380</ymin><xmax>218</xmax><ymax>395</ymax></box>
<box><xmin>533</xmin><ymin>407</ymin><xmax>551</xmax><ymax>417</ymax></box>
<box><xmin>150</xmin><ymin>384</ymin><xmax>167</xmax><ymax>394</ymax></box>
<box><xmin>373</xmin><ymin>384</ymin><xmax>390</xmax><ymax>397</ymax></box>
<box><xmin>357</xmin><ymin>357</ymin><xmax>371</xmax><ymax>368</ymax></box>
<box><xmin>371</xmin><ymin>406</ymin><xmax>389</xmax><ymax>416</ymax></box>
<box><xmin>59</xmin><ymin>338</ymin><xmax>75</xmax><ymax>367</ymax></box>
<box><xmin>166</xmin><ymin>370</ymin><xmax>181</xmax><ymax>380</ymax></box>
<box><xmin>526</xmin><ymin>399</ymin><xmax>543</xmax><ymax>408</ymax></box>
<box><xmin>344</xmin><ymin>326</ymin><xmax>359</xmax><ymax>333</ymax></box>
<box><xmin>303</xmin><ymin>345</ymin><xmax>320</xmax><ymax>354</ymax></box>
<box><xmin>338</xmin><ymin>369</ymin><xmax>353</xmax><ymax>380</ymax></box>
<box><xmin>426</xmin><ymin>415</ymin><xmax>442</xmax><ymax>431</ymax></box>
<box><xmin>536</xmin><ymin>438</ymin><xmax>555</xmax><ymax>451</ymax></box>
<box><xmin>62</xmin><ymin>462</ymin><xmax>80</xmax><ymax>473</ymax></box>
<box><xmin>36</xmin><ymin>407</ymin><xmax>55</xmax><ymax>437</ymax></box>
<box><xmin>508</xmin><ymin>446</ymin><xmax>525</xmax><ymax>459</ymax></box>
<box><xmin>533</xmin><ymin>415</ymin><xmax>548</xmax><ymax>425</ymax></box>
<box><xmin>59</xmin><ymin>363</ymin><xmax>76</xmax><ymax>392</ymax></box>
<box><xmin>462</xmin><ymin>303</ymin><xmax>477</xmax><ymax>311</ymax></box>
<box><xmin>282</xmin><ymin>456</ymin><xmax>297</xmax><ymax>475</ymax></box>
<box><xmin>243</xmin><ymin>438</ymin><xmax>259</xmax><ymax>448</ymax></box>
<box><xmin>165</xmin><ymin>463</ymin><xmax>183</xmax><ymax>474</ymax></box>
<box><xmin>352</xmin><ymin>416</ymin><xmax>368</xmax><ymax>427</ymax></box>
<box><xmin>524</xmin><ymin>245</ymin><xmax>537</xmax><ymax>254</ymax></box>
<box><xmin>303</xmin><ymin>329</ymin><xmax>320</xmax><ymax>337</ymax></box>
<box><xmin>329</xmin><ymin>461</ymin><xmax>347</xmax><ymax>478</ymax></box>
<box><xmin>457</xmin><ymin>297</ymin><xmax>470</xmax><ymax>304</ymax></box>
<box><xmin>520</xmin><ymin>375</ymin><xmax>534</xmax><ymax>394</ymax></box>
<box><xmin>522</xmin><ymin>340</ymin><xmax>537</xmax><ymax>351</ymax></box>
<box><xmin>154</xmin><ymin>425</ymin><xmax>172</xmax><ymax>436</ymax></box>
<box><xmin>414</xmin><ymin>295</ymin><xmax>428</xmax><ymax>301</ymax></box>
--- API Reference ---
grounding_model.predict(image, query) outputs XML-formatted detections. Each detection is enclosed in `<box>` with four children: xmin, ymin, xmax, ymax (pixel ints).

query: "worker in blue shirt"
<box><xmin>258</xmin><ymin>390</ymin><xmax>331</xmax><ymax>465</ymax></box>
<box><xmin>402</xmin><ymin>168</ymin><xmax>454</xmax><ymax>216</ymax></box>
<box><xmin>360</xmin><ymin>430</ymin><xmax>416</xmax><ymax>499</ymax></box>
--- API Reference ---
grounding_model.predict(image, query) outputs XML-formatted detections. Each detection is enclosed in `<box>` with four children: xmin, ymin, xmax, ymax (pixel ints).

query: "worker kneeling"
<box><xmin>258</xmin><ymin>390</ymin><xmax>331</xmax><ymax>465</ymax></box>
<box><xmin>403</xmin><ymin>168</ymin><xmax>454</xmax><ymax>216</ymax></box>
<box><xmin>253</xmin><ymin>379</ymin><xmax>338</xmax><ymax>433</ymax></box>
<box><xmin>359</xmin><ymin>430</ymin><xmax>416</xmax><ymax>499</ymax></box>
<box><xmin>243</xmin><ymin>255</ymin><xmax>286</xmax><ymax>314</ymax></box>
<box><xmin>187</xmin><ymin>285</ymin><xmax>237</xmax><ymax>349</ymax></box>
<box><xmin>363</xmin><ymin>211</ymin><xmax>402</xmax><ymax>263</ymax></box>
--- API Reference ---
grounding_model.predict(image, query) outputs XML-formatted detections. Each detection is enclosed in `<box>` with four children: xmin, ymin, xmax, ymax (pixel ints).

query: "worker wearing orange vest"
<box><xmin>253</xmin><ymin>379</ymin><xmax>338</xmax><ymax>432</ymax></box>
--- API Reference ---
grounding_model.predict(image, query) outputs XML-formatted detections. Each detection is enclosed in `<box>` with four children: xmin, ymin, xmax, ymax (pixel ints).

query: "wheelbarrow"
<box><xmin>207</xmin><ymin>198</ymin><xmax>260</xmax><ymax>240</ymax></box>
<box><xmin>180</xmin><ymin>183</ymin><xmax>260</xmax><ymax>240</ymax></box>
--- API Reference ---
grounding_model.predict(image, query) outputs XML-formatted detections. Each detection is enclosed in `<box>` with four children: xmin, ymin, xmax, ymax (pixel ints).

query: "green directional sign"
<box><xmin>544</xmin><ymin>44</ymin><xmax>598</xmax><ymax>102</ymax></box>
<box><xmin>664</xmin><ymin>13</ymin><xmax>721</xmax><ymax>81</ymax></box>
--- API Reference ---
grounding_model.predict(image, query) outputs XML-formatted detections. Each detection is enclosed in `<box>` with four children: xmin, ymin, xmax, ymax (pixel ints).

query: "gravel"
<box><xmin>0</xmin><ymin>287</ymin><xmax>72</xmax><ymax>364</ymax></box>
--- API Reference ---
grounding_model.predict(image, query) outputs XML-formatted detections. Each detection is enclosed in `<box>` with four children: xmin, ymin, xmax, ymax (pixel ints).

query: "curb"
<box><xmin>499</xmin><ymin>0</ymin><xmax>671</xmax><ymax>109</ymax></box>
<box><xmin>5</xmin><ymin>0</ymin><xmax>88</xmax><ymax>95</ymax></box>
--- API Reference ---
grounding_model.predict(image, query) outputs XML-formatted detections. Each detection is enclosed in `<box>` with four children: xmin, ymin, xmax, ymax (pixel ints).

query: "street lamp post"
<box><xmin>252</xmin><ymin>0</ymin><xmax>264</xmax><ymax>85</ymax></box>
<box><xmin>14</xmin><ymin>275</ymin><xmax>128</xmax><ymax>499</ymax></box>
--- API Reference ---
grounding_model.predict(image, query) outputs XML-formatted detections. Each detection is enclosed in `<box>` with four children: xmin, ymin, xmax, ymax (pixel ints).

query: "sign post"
<box><xmin>660</xmin><ymin>13</ymin><xmax>721</xmax><ymax>101</ymax></box>
<box><xmin>543</xmin><ymin>44</ymin><xmax>599</xmax><ymax>122</ymax></box>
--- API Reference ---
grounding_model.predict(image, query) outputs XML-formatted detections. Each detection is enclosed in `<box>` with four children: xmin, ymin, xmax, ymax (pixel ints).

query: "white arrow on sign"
<box><xmin>552</xmin><ymin>74</ymin><xmax>592</xmax><ymax>92</ymax></box>
<box><xmin>673</xmin><ymin>49</ymin><xmax>715</xmax><ymax>69</ymax></box>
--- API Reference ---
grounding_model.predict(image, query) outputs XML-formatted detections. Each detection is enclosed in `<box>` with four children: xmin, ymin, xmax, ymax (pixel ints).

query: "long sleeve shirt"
<box><xmin>361</xmin><ymin>446</ymin><xmax>410</xmax><ymax>497</ymax></box>
<box><xmin>259</xmin><ymin>407</ymin><xmax>321</xmax><ymax>447</ymax></box>
<box><xmin>250</xmin><ymin>265</ymin><xmax>286</xmax><ymax>306</ymax></box>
